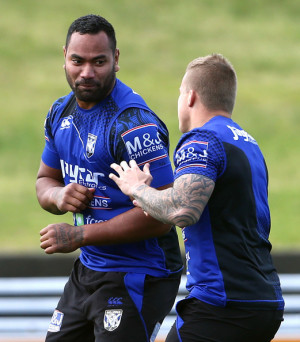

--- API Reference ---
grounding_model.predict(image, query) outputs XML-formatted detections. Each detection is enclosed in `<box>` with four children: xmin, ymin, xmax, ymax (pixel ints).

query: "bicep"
<box><xmin>36</xmin><ymin>161</ymin><xmax>64</xmax><ymax>199</ymax></box>
<box><xmin>36</xmin><ymin>161</ymin><xmax>65</xmax><ymax>213</ymax></box>
<box><xmin>173</xmin><ymin>173</ymin><xmax>215</xmax><ymax>202</ymax></box>
<box><xmin>37</xmin><ymin>160</ymin><xmax>63</xmax><ymax>183</ymax></box>
<box><xmin>172</xmin><ymin>173</ymin><xmax>215</xmax><ymax>227</ymax></box>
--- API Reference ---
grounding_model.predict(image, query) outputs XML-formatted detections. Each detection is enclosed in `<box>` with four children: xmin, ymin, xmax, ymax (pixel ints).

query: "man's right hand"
<box><xmin>53</xmin><ymin>183</ymin><xmax>95</xmax><ymax>213</ymax></box>
<box><xmin>109</xmin><ymin>160</ymin><xmax>152</xmax><ymax>198</ymax></box>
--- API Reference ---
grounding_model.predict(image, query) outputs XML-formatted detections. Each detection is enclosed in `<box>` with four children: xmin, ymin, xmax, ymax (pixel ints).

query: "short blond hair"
<box><xmin>185</xmin><ymin>54</ymin><xmax>237</xmax><ymax>114</ymax></box>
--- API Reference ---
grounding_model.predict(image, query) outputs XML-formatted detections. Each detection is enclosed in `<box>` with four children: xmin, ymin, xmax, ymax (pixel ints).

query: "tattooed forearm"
<box><xmin>132</xmin><ymin>174</ymin><xmax>215</xmax><ymax>228</ymax></box>
<box><xmin>56</xmin><ymin>224</ymin><xmax>84</xmax><ymax>252</ymax></box>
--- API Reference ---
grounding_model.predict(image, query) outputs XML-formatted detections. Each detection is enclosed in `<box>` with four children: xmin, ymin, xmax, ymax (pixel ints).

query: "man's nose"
<box><xmin>80</xmin><ymin>63</ymin><xmax>95</xmax><ymax>78</ymax></box>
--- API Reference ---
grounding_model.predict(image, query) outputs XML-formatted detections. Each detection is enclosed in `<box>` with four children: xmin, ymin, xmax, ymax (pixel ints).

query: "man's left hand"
<box><xmin>40</xmin><ymin>223</ymin><xmax>84</xmax><ymax>254</ymax></box>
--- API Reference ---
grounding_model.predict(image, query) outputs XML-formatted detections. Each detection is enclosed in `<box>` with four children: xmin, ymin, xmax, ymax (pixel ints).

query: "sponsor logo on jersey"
<box><xmin>227</xmin><ymin>125</ymin><xmax>257</xmax><ymax>144</ymax></box>
<box><xmin>85</xmin><ymin>216</ymin><xmax>107</xmax><ymax>224</ymax></box>
<box><xmin>60</xmin><ymin>115</ymin><xmax>73</xmax><ymax>130</ymax></box>
<box><xmin>175</xmin><ymin>140</ymin><xmax>208</xmax><ymax>172</ymax></box>
<box><xmin>103</xmin><ymin>309</ymin><xmax>123</xmax><ymax>331</ymax></box>
<box><xmin>60</xmin><ymin>160</ymin><xmax>105</xmax><ymax>189</ymax></box>
<box><xmin>48</xmin><ymin>310</ymin><xmax>64</xmax><ymax>332</ymax></box>
<box><xmin>121</xmin><ymin>124</ymin><xmax>167</xmax><ymax>166</ymax></box>
<box><xmin>86</xmin><ymin>133</ymin><xmax>97</xmax><ymax>158</ymax></box>
<box><xmin>88</xmin><ymin>195</ymin><xmax>112</xmax><ymax>210</ymax></box>
<box><xmin>73</xmin><ymin>214</ymin><xmax>108</xmax><ymax>225</ymax></box>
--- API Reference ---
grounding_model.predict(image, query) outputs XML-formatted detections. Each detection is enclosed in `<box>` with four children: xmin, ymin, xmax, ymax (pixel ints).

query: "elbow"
<box><xmin>175</xmin><ymin>218</ymin><xmax>197</xmax><ymax>229</ymax></box>
<box><xmin>172</xmin><ymin>209</ymin><xmax>201</xmax><ymax>228</ymax></box>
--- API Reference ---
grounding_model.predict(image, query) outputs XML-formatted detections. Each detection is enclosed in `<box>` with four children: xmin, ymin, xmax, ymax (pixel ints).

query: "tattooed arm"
<box><xmin>110</xmin><ymin>160</ymin><xmax>215</xmax><ymax>228</ymax></box>
<box><xmin>133</xmin><ymin>174</ymin><xmax>214</xmax><ymax>228</ymax></box>
<box><xmin>40</xmin><ymin>223</ymin><xmax>84</xmax><ymax>253</ymax></box>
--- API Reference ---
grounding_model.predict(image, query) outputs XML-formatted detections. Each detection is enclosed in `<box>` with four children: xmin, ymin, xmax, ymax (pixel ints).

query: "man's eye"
<box><xmin>96</xmin><ymin>60</ymin><xmax>104</xmax><ymax>65</ymax></box>
<box><xmin>72</xmin><ymin>59</ymin><xmax>81</xmax><ymax>64</ymax></box>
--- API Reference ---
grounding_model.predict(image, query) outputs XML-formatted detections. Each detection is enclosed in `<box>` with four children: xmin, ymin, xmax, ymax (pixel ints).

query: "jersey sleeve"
<box><xmin>174</xmin><ymin>130</ymin><xmax>226</xmax><ymax>182</ymax></box>
<box><xmin>109</xmin><ymin>108</ymin><xmax>174</xmax><ymax>188</ymax></box>
<box><xmin>41</xmin><ymin>102</ymin><xmax>62</xmax><ymax>170</ymax></box>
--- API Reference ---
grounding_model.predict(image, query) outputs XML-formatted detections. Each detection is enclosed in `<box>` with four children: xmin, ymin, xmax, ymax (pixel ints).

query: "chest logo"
<box><xmin>86</xmin><ymin>133</ymin><xmax>97</xmax><ymax>158</ymax></box>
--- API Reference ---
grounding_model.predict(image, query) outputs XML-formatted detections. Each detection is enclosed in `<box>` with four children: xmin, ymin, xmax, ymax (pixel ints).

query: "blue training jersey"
<box><xmin>42</xmin><ymin>79</ymin><xmax>182</xmax><ymax>277</ymax></box>
<box><xmin>174</xmin><ymin>115</ymin><xmax>284</xmax><ymax>309</ymax></box>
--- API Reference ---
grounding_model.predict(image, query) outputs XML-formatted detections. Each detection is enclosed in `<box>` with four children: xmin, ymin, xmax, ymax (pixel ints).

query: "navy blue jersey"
<box><xmin>42</xmin><ymin>79</ymin><xmax>182</xmax><ymax>277</ymax></box>
<box><xmin>174</xmin><ymin>115</ymin><xmax>284</xmax><ymax>309</ymax></box>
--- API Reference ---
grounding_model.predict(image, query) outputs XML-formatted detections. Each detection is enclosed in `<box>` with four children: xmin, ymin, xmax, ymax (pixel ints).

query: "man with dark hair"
<box><xmin>110</xmin><ymin>54</ymin><xmax>284</xmax><ymax>342</ymax></box>
<box><xmin>65</xmin><ymin>14</ymin><xmax>117</xmax><ymax>52</ymax></box>
<box><xmin>36</xmin><ymin>14</ymin><xmax>182</xmax><ymax>342</ymax></box>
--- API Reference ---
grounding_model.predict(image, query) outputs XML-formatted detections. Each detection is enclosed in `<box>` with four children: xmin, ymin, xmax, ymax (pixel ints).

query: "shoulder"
<box><xmin>49</xmin><ymin>94</ymin><xmax>69</xmax><ymax>115</ymax></box>
<box><xmin>174</xmin><ymin>128</ymin><xmax>226</xmax><ymax>176</ymax></box>
<box><xmin>176</xmin><ymin>128</ymin><xmax>221</xmax><ymax>151</ymax></box>
<box><xmin>111</xmin><ymin>107</ymin><xmax>168</xmax><ymax>140</ymax></box>
<box><xmin>119</xmin><ymin>107</ymin><xmax>164</xmax><ymax>126</ymax></box>
<box><xmin>112</xmin><ymin>79</ymin><xmax>148</xmax><ymax>109</ymax></box>
<box><xmin>47</xmin><ymin>92</ymin><xmax>74</xmax><ymax>124</ymax></box>
<box><xmin>110</xmin><ymin>80</ymin><xmax>168</xmax><ymax>132</ymax></box>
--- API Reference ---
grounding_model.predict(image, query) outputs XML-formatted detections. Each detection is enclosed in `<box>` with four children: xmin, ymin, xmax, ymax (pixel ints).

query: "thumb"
<box><xmin>87</xmin><ymin>187</ymin><xmax>96</xmax><ymax>200</ymax></box>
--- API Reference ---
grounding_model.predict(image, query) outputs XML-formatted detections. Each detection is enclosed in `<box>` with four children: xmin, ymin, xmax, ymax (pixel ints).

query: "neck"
<box><xmin>190</xmin><ymin>110</ymin><xmax>231</xmax><ymax>130</ymax></box>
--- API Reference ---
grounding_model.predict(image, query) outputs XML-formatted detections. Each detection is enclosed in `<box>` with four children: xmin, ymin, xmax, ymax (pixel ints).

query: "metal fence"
<box><xmin>0</xmin><ymin>274</ymin><xmax>299</xmax><ymax>341</ymax></box>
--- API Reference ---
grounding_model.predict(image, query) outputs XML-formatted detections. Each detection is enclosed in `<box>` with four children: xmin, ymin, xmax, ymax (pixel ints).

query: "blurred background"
<box><xmin>0</xmin><ymin>0</ymin><xmax>299</xmax><ymax>254</ymax></box>
<box><xmin>0</xmin><ymin>1</ymin><xmax>300</xmax><ymax>341</ymax></box>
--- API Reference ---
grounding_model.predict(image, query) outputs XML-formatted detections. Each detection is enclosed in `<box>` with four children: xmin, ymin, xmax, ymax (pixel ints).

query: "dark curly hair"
<box><xmin>65</xmin><ymin>14</ymin><xmax>117</xmax><ymax>52</ymax></box>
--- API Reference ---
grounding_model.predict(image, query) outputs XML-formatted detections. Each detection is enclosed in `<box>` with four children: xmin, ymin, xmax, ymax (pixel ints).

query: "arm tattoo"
<box><xmin>133</xmin><ymin>174</ymin><xmax>215</xmax><ymax>228</ymax></box>
<box><xmin>56</xmin><ymin>225</ymin><xmax>84</xmax><ymax>251</ymax></box>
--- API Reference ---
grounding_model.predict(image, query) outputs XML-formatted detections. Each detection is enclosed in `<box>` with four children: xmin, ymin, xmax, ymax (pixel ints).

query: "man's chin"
<box><xmin>75</xmin><ymin>90</ymin><xmax>102</xmax><ymax>103</ymax></box>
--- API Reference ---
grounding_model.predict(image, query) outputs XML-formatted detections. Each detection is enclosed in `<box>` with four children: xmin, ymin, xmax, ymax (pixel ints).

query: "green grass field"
<box><xmin>0</xmin><ymin>0</ymin><xmax>299</xmax><ymax>253</ymax></box>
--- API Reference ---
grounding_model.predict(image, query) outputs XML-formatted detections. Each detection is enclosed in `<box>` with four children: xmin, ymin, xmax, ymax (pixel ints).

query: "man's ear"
<box><xmin>63</xmin><ymin>46</ymin><xmax>67</xmax><ymax>69</ymax></box>
<box><xmin>188</xmin><ymin>90</ymin><xmax>196</xmax><ymax>107</ymax></box>
<box><xmin>114</xmin><ymin>48</ymin><xmax>120</xmax><ymax>72</ymax></box>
